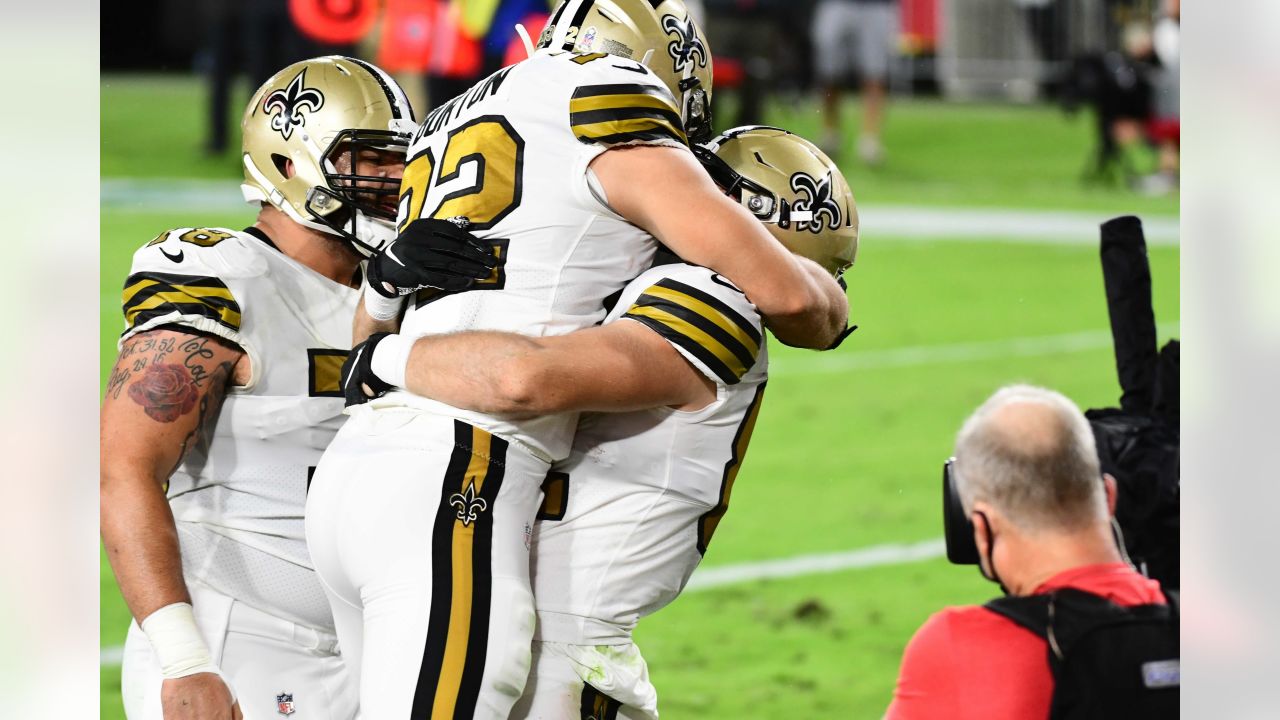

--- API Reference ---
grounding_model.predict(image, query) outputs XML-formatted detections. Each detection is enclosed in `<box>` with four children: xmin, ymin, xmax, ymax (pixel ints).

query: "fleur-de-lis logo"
<box><xmin>263</xmin><ymin>69</ymin><xmax>325</xmax><ymax>140</ymax></box>
<box><xmin>662</xmin><ymin>14</ymin><xmax>707</xmax><ymax>73</ymax></box>
<box><xmin>790</xmin><ymin>171</ymin><xmax>843</xmax><ymax>233</ymax></box>
<box><xmin>450</xmin><ymin>483</ymin><xmax>488</xmax><ymax>527</ymax></box>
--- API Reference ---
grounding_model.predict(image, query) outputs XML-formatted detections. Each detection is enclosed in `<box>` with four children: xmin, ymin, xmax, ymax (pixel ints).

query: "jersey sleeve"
<box><xmin>118</xmin><ymin>228</ymin><xmax>246</xmax><ymax>348</ymax></box>
<box><xmin>566</xmin><ymin>56</ymin><xmax>688</xmax><ymax>150</ymax></box>
<box><xmin>619</xmin><ymin>267</ymin><xmax>763</xmax><ymax>386</ymax></box>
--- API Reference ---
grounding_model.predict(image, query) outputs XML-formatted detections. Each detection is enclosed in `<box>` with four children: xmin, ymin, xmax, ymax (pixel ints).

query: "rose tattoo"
<box><xmin>128</xmin><ymin>363</ymin><xmax>199</xmax><ymax>422</ymax></box>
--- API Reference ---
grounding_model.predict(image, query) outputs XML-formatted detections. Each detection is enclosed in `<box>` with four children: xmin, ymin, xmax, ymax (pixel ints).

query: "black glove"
<box><xmin>342</xmin><ymin>333</ymin><xmax>395</xmax><ymax>407</ymax></box>
<box><xmin>366</xmin><ymin>218</ymin><xmax>499</xmax><ymax>297</ymax></box>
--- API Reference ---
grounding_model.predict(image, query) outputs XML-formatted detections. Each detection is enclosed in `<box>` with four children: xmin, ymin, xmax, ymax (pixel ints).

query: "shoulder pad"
<box><xmin>120</xmin><ymin>227</ymin><xmax>256</xmax><ymax>346</ymax></box>
<box><xmin>561</xmin><ymin>53</ymin><xmax>687</xmax><ymax>149</ymax></box>
<box><xmin>132</xmin><ymin>227</ymin><xmax>267</xmax><ymax>278</ymax></box>
<box><xmin>621</xmin><ymin>264</ymin><xmax>763</xmax><ymax>386</ymax></box>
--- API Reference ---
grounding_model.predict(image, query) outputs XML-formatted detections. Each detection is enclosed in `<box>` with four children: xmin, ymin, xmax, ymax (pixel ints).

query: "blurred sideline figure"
<box><xmin>1143</xmin><ymin>0</ymin><xmax>1179</xmax><ymax>195</ymax></box>
<box><xmin>703</xmin><ymin>0</ymin><xmax>773</xmax><ymax>128</ymax></box>
<box><xmin>811</xmin><ymin>0</ymin><xmax>898</xmax><ymax>164</ymax></box>
<box><xmin>885</xmin><ymin>385</ymin><xmax>1178</xmax><ymax>720</ymax></box>
<box><xmin>305</xmin><ymin>0</ymin><xmax>850</xmax><ymax>714</ymax></box>
<box><xmin>338</xmin><ymin>126</ymin><xmax>858</xmax><ymax>719</ymax></box>
<box><xmin>200</xmin><ymin>0</ymin><xmax>355</xmax><ymax>155</ymax></box>
<box><xmin>101</xmin><ymin>56</ymin><xmax>418</xmax><ymax>720</ymax></box>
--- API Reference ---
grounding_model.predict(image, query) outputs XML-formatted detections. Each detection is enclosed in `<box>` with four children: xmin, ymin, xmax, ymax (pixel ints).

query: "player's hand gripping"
<box><xmin>342</xmin><ymin>332</ymin><xmax>396</xmax><ymax>407</ymax></box>
<box><xmin>160</xmin><ymin>673</ymin><xmax>242</xmax><ymax>720</ymax></box>
<box><xmin>366</xmin><ymin>218</ymin><xmax>499</xmax><ymax>297</ymax></box>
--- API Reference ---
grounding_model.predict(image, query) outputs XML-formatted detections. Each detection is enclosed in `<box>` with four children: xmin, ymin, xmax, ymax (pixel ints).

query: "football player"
<box><xmin>303</xmin><ymin>2</ymin><xmax>850</xmax><ymax>718</ymax></box>
<box><xmin>341</xmin><ymin>126</ymin><xmax>859</xmax><ymax>719</ymax></box>
<box><xmin>101</xmin><ymin>57</ymin><xmax>494</xmax><ymax>720</ymax></box>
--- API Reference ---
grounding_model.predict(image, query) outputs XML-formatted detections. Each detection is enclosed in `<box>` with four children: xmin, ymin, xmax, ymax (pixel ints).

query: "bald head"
<box><xmin>954</xmin><ymin>385</ymin><xmax>1106</xmax><ymax>532</ymax></box>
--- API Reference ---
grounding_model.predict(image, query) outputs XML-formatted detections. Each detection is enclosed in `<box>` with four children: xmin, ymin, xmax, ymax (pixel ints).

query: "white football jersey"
<box><xmin>120</xmin><ymin>226</ymin><xmax>359</xmax><ymax>632</ymax></box>
<box><xmin>530</xmin><ymin>263</ymin><xmax>769</xmax><ymax>644</ymax></box>
<box><xmin>380</xmin><ymin>50</ymin><xmax>693</xmax><ymax>462</ymax></box>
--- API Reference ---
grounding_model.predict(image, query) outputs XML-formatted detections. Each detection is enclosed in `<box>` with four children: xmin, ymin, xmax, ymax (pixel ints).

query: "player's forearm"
<box><xmin>762</xmin><ymin>255</ymin><xmax>849</xmax><ymax>349</ymax></box>
<box><xmin>404</xmin><ymin>331</ymin><xmax>560</xmax><ymax>416</ymax></box>
<box><xmin>353</xmin><ymin>295</ymin><xmax>402</xmax><ymax>346</ymax></box>
<box><xmin>100</xmin><ymin>467</ymin><xmax>192</xmax><ymax>623</ymax></box>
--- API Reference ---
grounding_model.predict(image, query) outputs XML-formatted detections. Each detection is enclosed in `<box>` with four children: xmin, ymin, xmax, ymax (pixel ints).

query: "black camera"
<box><xmin>940</xmin><ymin>217</ymin><xmax>1179</xmax><ymax>588</ymax></box>
<box><xmin>942</xmin><ymin>458</ymin><xmax>979</xmax><ymax>565</ymax></box>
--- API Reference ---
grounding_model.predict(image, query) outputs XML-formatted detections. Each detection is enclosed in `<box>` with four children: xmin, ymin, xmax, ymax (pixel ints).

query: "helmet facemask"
<box><xmin>692</xmin><ymin>142</ymin><xmax>815</xmax><ymax>231</ymax></box>
<box><xmin>680</xmin><ymin>77</ymin><xmax>713</xmax><ymax>145</ymax></box>
<box><xmin>306</xmin><ymin>128</ymin><xmax>410</xmax><ymax>256</ymax></box>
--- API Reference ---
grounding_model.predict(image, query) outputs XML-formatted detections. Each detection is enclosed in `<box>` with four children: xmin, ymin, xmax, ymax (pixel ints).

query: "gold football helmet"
<box><xmin>241</xmin><ymin>56</ymin><xmax>416</xmax><ymax>256</ymax></box>
<box><xmin>538</xmin><ymin>0</ymin><xmax>714</xmax><ymax>143</ymax></box>
<box><xmin>695</xmin><ymin>126</ymin><xmax>859</xmax><ymax>276</ymax></box>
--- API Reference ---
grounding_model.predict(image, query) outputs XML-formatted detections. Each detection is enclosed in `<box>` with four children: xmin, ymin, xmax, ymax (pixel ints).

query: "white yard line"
<box><xmin>101</xmin><ymin>645</ymin><xmax>124</xmax><ymax>667</ymax></box>
<box><xmin>684</xmin><ymin>538</ymin><xmax>947</xmax><ymax>593</ymax></box>
<box><xmin>100</xmin><ymin>178</ymin><xmax>1178</xmax><ymax>245</ymax></box>
<box><xmin>773</xmin><ymin>323</ymin><xmax>1179</xmax><ymax>377</ymax></box>
<box><xmin>100</xmin><ymin>537</ymin><xmax>947</xmax><ymax>667</ymax></box>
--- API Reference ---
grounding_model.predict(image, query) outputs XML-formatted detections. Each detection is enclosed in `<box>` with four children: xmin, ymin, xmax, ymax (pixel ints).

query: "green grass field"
<box><xmin>100</xmin><ymin>74</ymin><xmax>1178</xmax><ymax>718</ymax></box>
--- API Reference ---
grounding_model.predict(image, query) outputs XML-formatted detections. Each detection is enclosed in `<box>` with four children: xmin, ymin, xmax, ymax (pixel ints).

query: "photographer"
<box><xmin>885</xmin><ymin>384</ymin><xmax>1177</xmax><ymax>719</ymax></box>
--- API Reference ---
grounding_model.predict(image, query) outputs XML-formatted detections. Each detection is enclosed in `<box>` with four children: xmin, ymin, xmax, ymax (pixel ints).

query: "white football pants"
<box><xmin>306</xmin><ymin>408</ymin><xmax>545</xmax><ymax>719</ymax></box>
<box><xmin>510</xmin><ymin>640</ymin><xmax>659</xmax><ymax>720</ymax></box>
<box><xmin>121</xmin><ymin>580</ymin><xmax>355</xmax><ymax>720</ymax></box>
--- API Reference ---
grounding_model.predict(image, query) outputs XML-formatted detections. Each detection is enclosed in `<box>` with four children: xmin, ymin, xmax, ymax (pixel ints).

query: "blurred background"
<box><xmin>100</xmin><ymin>0</ymin><xmax>1180</xmax><ymax>717</ymax></box>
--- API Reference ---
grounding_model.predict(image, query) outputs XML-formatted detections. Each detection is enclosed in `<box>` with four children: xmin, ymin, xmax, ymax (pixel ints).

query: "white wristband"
<box><xmin>370</xmin><ymin>333</ymin><xmax>414</xmax><ymax>389</ymax></box>
<box><xmin>140</xmin><ymin>602</ymin><xmax>223</xmax><ymax>682</ymax></box>
<box><xmin>363</xmin><ymin>279</ymin><xmax>407</xmax><ymax>322</ymax></box>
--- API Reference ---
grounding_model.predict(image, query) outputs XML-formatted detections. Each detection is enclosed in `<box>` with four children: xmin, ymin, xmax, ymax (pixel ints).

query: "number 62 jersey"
<box><xmin>383</xmin><ymin>49</ymin><xmax>694</xmax><ymax>463</ymax></box>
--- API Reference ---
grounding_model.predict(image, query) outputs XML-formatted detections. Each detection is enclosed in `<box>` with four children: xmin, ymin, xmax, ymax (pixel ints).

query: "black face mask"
<box><xmin>942</xmin><ymin>458</ymin><xmax>1009</xmax><ymax>594</ymax></box>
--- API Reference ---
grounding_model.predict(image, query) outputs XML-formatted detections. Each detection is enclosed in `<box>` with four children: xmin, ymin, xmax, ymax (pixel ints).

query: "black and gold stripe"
<box><xmin>698</xmin><ymin>383</ymin><xmax>767</xmax><ymax>554</ymax></box>
<box><xmin>580</xmin><ymin>684</ymin><xmax>623</xmax><ymax>720</ymax></box>
<box><xmin>413</xmin><ymin>421</ymin><xmax>509</xmax><ymax>719</ymax></box>
<box><xmin>121</xmin><ymin>272</ymin><xmax>241</xmax><ymax>333</ymax></box>
<box><xmin>623</xmin><ymin>278</ymin><xmax>762</xmax><ymax>385</ymax></box>
<box><xmin>570</xmin><ymin>83</ymin><xmax>687</xmax><ymax>147</ymax></box>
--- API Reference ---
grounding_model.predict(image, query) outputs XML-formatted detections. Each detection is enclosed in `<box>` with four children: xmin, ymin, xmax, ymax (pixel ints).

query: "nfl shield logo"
<box><xmin>276</xmin><ymin>693</ymin><xmax>295</xmax><ymax>716</ymax></box>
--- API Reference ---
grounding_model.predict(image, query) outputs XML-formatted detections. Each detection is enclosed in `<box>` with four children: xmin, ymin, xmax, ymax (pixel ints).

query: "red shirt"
<box><xmin>885</xmin><ymin>563</ymin><xmax>1166</xmax><ymax>720</ymax></box>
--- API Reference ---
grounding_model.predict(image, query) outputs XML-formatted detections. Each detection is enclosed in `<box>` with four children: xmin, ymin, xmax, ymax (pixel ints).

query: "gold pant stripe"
<box><xmin>431</xmin><ymin>424</ymin><xmax>494</xmax><ymax>719</ymax></box>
